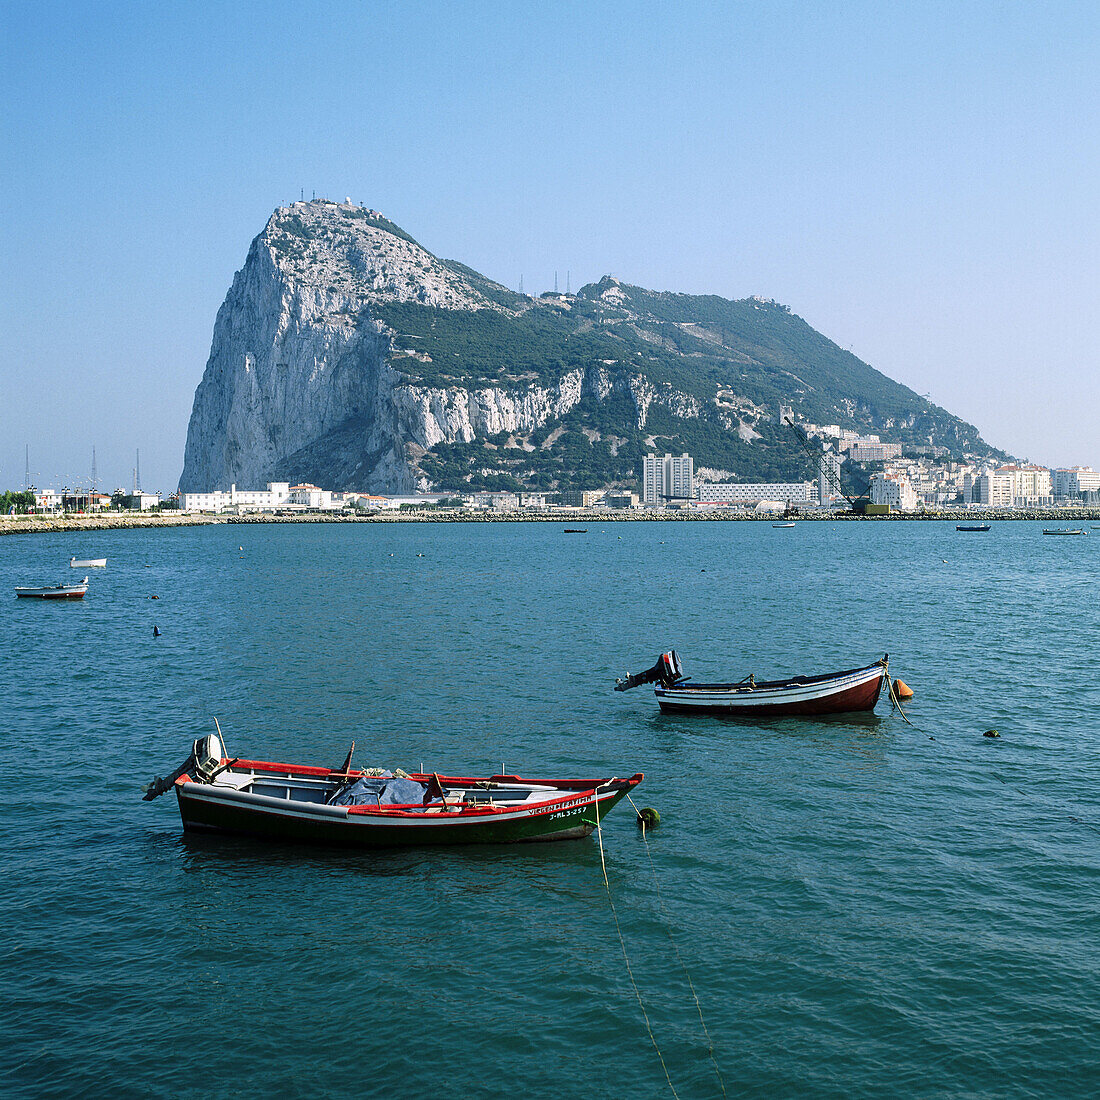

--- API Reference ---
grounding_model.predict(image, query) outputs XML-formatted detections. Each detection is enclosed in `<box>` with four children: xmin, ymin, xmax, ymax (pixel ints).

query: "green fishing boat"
<box><xmin>145</xmin><ymin>734</ymin><xmax>642</xmax><ymax>848</ymax></box>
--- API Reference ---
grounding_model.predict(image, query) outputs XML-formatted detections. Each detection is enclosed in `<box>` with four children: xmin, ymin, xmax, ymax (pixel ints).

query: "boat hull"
<box><xmin>655</xmin><ymin>661</ymin><xmax>886</xmax><ymax>717</ymax></box>
<box><xmin>175</xmin><ymin>774</ymin><xmax>639</xmax><ymax>848</ymax></box>
<box><xmin>15</xmin><ymin>588</ymin><xmax>87</xmax><ymax>599</ymax></box>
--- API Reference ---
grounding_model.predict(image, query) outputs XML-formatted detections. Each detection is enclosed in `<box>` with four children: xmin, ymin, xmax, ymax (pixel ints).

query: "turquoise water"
<box><xmin>1</xmin><ymin>520</ymin><xmax>1098</xmax><ymax>1098</ymax></box>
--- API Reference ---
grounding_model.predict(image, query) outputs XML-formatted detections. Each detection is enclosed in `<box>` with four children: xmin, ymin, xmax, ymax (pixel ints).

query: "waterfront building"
<box><xmin>869</xmin><ymin>474</ymin><xmax>918</xmax><ymax>511</ymax></box>
<box><xmin>181</xmin><ymin>482</ymin><xmax>291</xmax><ymax>513</ymax></box>
<box><xmin>642</xmin><ymin>453</ymin><xmax>694</xmax><ymax>504</ymax></box>
<box><xmin>287</xmin><ymin>483</ymin><xmax>333</xmax><ymax>509</ymax></box>
<box><xmin>695</xmin><ymin>481</ymin><xmax>817</xmax><ymax>505</ymax></box>
<box><xmin>995</xmin><ymin>464</ymin><xmax>1052</xmax><ymax>506</ymax></box>
<box><xmin>1052</xmin><ymin>466</ymin><xmax>1100</xmax><ymax>499</ymax></box>
<box><xmin>974</xmin><ymin>471</ymin><xmax>1014</xmax><ymax>507</ymax></box>
<box><xmin>558</xmin><ymin>490</ymin><xmax>603</xmax><ymax>507</ymax></box>
<box><xmin>819</xmin><ymin>448</ymin><xmax>843</xmax><ymax>505</ymax></box>
<box><xmin>110</xmin><ymin>491</ymin><xmax>159</xmax><ymax>511</ymax></box>
<box><xmin>605</xmin><ymin>491</ymin><xmax>640</xmax><ymax>509</ymax></box>
<box><xmin>63</xmin><ymin>490</ymin><xmax>114</xmax><ymax>512</ymax></box>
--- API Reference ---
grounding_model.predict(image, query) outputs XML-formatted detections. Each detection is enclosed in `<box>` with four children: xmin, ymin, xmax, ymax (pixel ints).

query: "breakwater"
<box><xmin>4</xmin><ymin>506</ymin><xmax>1100</xmax><ymax>535</ymax></box>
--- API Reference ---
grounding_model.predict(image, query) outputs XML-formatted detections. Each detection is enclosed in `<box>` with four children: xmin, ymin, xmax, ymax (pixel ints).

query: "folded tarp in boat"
<box><xmin>329</xmin><ymin>773</ymin><xmax>435</xmax><ymax>807</ymax></box>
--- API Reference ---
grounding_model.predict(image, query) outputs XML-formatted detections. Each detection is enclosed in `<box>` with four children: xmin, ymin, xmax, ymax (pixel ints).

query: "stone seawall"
<box><xmin>4</xmin><ymin>507</ymin><xmax>1100</xmax><ymax>536</ymax></box>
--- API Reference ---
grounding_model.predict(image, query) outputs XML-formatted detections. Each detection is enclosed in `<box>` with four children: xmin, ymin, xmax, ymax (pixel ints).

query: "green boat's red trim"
<box><xmin>173</xmin><ymin>761</ymin><xmax>642</xmax><ymax>848</ymax></box>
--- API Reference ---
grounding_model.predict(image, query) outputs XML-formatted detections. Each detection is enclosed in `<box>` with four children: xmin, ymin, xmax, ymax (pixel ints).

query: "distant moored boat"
<box><xmin>70</xmin><ymin>556</ymin><xmax>107</xmax><ymax>567</ymax></box>
<box><xmin>16</xmin><ymin>577</ymin><xmax>89</xmax><ymax>599</ymax></box>
<box><xmin>956</xmin><ymin>524</ymin><xmax>990</xmax><ymax>532</ymax></box>
<box><xmin>1043</xmin><ymin>528</ymin><xmax>1084</xmax><ymax>535</ymax></box>
<box><xmin>615</xmin><ymin>651</ymin><xmax>890</xmax><ymax>717</ymax></box>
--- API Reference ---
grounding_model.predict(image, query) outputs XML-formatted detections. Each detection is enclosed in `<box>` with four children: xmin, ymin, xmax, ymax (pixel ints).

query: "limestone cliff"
<box><xmin>181</xmin><ymin>201</ymin><xmax>1000</xmax><ymax>493</ymax></box>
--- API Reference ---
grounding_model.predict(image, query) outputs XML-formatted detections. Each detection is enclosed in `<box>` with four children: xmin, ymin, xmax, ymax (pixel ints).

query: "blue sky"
<box><xmin>3</xmin><ymin>0</ymin><xmax>1098</xmax><ymax>491</ymax></box>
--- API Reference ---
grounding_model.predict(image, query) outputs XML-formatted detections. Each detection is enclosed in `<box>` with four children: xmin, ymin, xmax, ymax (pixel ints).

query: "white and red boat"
<box><xmin>616</xmin><ymin>651</ymin><xmax>889</xmax><ymax>717</ymax></box>
<box><xmin>15</xmin><ymin>576</ymin><xmax>89</xmax><ymax>599</ymax></box>
<box><xmin>144</xmin><ymin>734</ymin><xmax>643</xmax><ymax>848</ymax></box>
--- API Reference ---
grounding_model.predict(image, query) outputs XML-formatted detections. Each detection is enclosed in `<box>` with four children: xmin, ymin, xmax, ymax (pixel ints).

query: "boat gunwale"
<box><xmin>176</xmin><ymin>767</ymin><xmax>642</xmax><ymax>823</ymax></box>
<box><xmin>656</xmin><ymin>659</ymin><xmax>885</xmax><ymax>696</ymax></box>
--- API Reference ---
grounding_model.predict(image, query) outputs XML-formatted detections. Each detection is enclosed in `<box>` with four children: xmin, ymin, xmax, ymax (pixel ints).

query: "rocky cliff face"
<box><xmin>181</xmin><ymin>201</ymin><xmax>999</xmax><ymax>493</ymax></box>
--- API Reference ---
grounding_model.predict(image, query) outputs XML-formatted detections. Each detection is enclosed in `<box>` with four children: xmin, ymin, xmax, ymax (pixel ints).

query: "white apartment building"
<box><xmin>181</xmin><ymin>482</ymin><xmax>291</xmax><ymax>513</ymax></box>
<box><xmin>1052</xmin><ymin>467</ymin><xmax>1100</xmax><ymax>498</ymax></box>
<box><xmin>974</xmin><ymin>471</ymin><xmax>1014</xmax><ymax>507</ymax></box>
<box><xmin>870</xmin><ymin>473</ymin><xmax>918</xmax><ymax>511</ymax></box>
<box><xmin>996</xmin><ymin>465</ymin><xmax>1052</xmax><ymax>506</ymax></box>
<box><xmin>842</xmin><ymin>441</ymin><xmax>903</xmax><ymax>462</ymax></box>
<box><xmin>819</xmin><ymin>448</ymin><xmax>843</xmax><ymax>504</ymax></box>
<box><xmin>642</xmin><ymin>453</ymin><xmax>694</xmax><ymax>504</ymax></box>
<box><xmin>287</xmin><ymin>483</ymin><xmax>334</xmax><ymax>509</ymax></box>
<box><xmin>695</xmin><ymin>481</ymin><xmax>817</xmax><ymax>505</ymax></box>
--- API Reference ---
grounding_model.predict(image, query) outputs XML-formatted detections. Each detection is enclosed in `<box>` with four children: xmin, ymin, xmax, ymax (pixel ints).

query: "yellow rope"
<box><xmin>626</xmin><ymin>792</ymin><xmax>727</xmax><ymax>1096</ymax></box>
<box><xmin>591</xmin><ymin>801</ymin><xmax>680</xmax><ymax>1098</ymax></box>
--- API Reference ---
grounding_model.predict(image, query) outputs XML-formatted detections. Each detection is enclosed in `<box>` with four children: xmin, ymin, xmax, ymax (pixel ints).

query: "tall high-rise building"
<box><xmin>818</xmin><ymin>447</ymin><xmax>843</xmax><ymax>504</ymax></box>
<box><xmin>642</xmin><ymin>453</ymin><xmax>694</xmax><ymax>504</ymax></box>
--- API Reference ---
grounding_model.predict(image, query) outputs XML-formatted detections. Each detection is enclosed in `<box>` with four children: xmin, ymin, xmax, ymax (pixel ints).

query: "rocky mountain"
<box><xmin>180</xmin><ymin>201</ymin><xmax>1004</xmax><ymax>493</ymax></box>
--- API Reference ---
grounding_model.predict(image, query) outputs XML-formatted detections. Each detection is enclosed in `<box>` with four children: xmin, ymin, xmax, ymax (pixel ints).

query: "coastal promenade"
<box><xmin>4</xmin><ymin>506</ymin><xmax>1100</xmax><ymax>535</ymax></box>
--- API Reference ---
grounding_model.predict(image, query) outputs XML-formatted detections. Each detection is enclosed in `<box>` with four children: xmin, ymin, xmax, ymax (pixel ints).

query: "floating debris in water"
<box><xmin>983</xmin><ymin>729</ymin><xmax>1000</xmax><ymax>738</ymax></box>
<box><xmin>153</xmin><ymin>625</ymin><xmax>161</xmax><ymax>637</ymax></box>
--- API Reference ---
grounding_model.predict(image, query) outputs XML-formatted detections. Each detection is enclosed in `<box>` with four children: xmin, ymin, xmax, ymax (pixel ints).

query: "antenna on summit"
<box><xmin>554</xmin><ymin>271</ymin><xmax>558</xmax><ymax>294</ymax></box>
<box><xmin>519</xmin><ymin>274</ymin><xmax>524</xmax><ymax>295</ymax></box>
<box><xmin>91</xmin><ymin>446</ymin><xmax>97</xmax><ymax>492</ymax></box>
<box><xmin>24</xmin><ymin>444</ymin><xmax>29</xmax><ymax>490</ymax></box>
<box><xmin>566</xmin><ymin>270</ymin><xmax>570</xmax><ymax>294</ymax></box>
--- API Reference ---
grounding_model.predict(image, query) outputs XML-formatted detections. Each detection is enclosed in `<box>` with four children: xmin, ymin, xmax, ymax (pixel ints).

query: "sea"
<box><xmin>1</xmin><ymin>519</ymin><xmax>1097</xmax><ymax>1098</ymax></box>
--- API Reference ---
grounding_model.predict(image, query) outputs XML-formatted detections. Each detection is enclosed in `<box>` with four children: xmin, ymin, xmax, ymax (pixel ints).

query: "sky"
<box><xmin>3</xmin><ymin>0</ymin><xmax>1099</xmax><ymax>492</ymax></box>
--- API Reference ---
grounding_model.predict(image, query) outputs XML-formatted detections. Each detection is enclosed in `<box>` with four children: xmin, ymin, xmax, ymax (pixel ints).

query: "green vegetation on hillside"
<box><xmin>366</xmin><ymin>275</ymin><xmax>1003</xmax><ymax>491</ymax></box>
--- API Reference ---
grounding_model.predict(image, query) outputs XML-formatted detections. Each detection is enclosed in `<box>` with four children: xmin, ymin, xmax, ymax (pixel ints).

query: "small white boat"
<box><xmin>16</xmin><ymin>577</ymin><xmax>89</xmax><ymax>599</ymax></box>
<box><xmin>772</xmin><ymin>522</ymin><xmax>796</xmax><ymax>528</ymax></box>
<box><xmin>70</xmin><ymin>556</ymin><xmax>107</xmax><ymax>567</ymax></box>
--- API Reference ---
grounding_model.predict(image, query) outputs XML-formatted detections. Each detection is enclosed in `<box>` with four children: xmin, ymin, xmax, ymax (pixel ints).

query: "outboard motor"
<box><xmin>192</xmin><ymin>732</ymin><xmax>224</xmax><ymax>783</ymax></box>
<box><xmin>143</xmin><ymin>732</ymin><xmax>226</xmax><ymax>801</ymax></box>
<box><xmin>615</xmin><ymin>650</ymin><xmax>684</xmax><ymax>691</ymax></box>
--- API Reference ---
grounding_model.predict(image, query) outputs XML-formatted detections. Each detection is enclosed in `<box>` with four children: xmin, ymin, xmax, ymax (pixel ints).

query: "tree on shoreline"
<box><xmin>0</xmin><ymin>490</ymin><xmax>36</xmax><ymax>514</ymax></box>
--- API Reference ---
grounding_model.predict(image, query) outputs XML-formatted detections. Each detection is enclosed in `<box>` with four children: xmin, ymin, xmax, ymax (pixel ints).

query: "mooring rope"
<box><xmin>887</xmin><ymin>676</ymin><xmax>914</xmax><ymax>726</ymax></box>
<box><xmin>591</xmin><ymin>804</ymin><xmax>680</xmax><ymax>1098</ymax></box>
<box><xmin>626</xmin><ymin>792</ymin><xmax>728</xmax><ymax>1097</ymax></box>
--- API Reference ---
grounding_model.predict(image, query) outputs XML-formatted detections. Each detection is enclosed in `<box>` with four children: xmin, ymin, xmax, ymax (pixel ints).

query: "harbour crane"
<box><xmin>783</xmin><ymin>416</ymin><xmax>872</xmax><ymax>515</ymax></box>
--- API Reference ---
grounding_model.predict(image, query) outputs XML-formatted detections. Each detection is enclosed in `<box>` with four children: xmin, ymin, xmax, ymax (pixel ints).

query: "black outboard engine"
<box><xmin>615</xmin><ymin>650</ymin><xmax>684</xmax><ymax>691</ymax></box>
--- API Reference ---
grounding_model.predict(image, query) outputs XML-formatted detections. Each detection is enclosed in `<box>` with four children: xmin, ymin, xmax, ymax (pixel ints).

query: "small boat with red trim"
<box><xmin>15</xmin><ymin>576</ymin><xmax>89</xmax><ymax>599</ymax></box>
<box><xmin>144</xmin><ymin>733</ymin><xmax>643</xmax><ymax>847</ymax></box>
<box><xmin>616</xmin><ymin>651</ymin><xmax>889</xmax><ymax>717</ymax></box>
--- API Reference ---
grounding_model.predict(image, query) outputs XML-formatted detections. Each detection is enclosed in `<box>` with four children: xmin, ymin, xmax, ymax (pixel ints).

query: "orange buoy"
<box><xmin>893</xmin><ymin>679</ymin><xmax>914</xmax><ymax>699</ymax></box>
